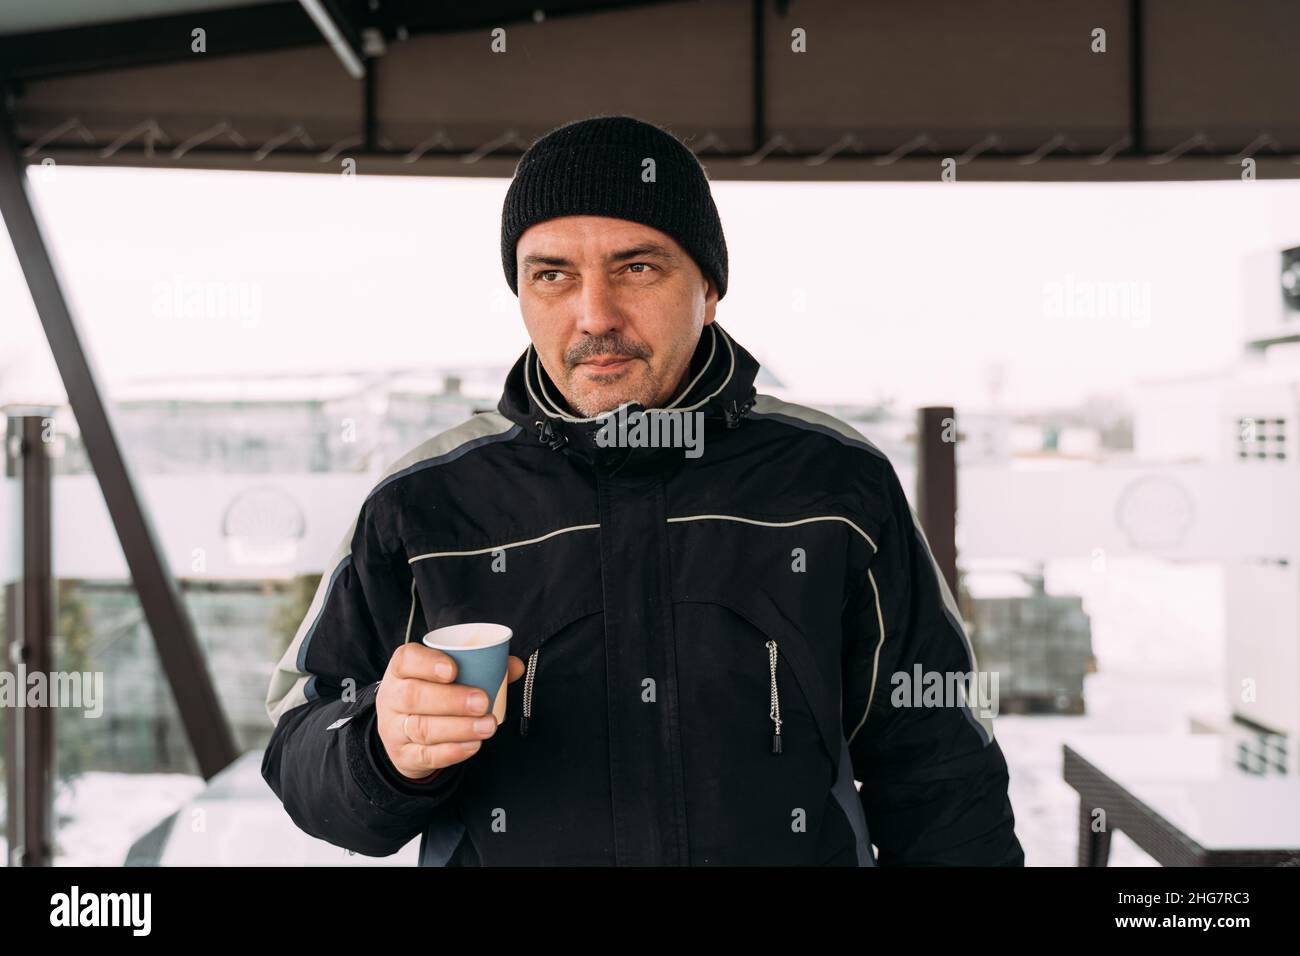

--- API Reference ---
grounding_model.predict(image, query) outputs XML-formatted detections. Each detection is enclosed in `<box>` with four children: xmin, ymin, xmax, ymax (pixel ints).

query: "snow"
<box><xmin>0</xmin><ymin>671</ymin><xmax>1214</xmax><ymax>867</ymax></box>
<box><xmin>0</xmin><ymin>771</ymin><xmax>206</xmax><ymax>867</ymax></box>
<box><xmin>998</xmin><ymin>667</ymin><xmax>1221</xmax><ymax>867</ymax></box>
<box><xmin>0</xmin><ymin>556</ymin><xmax>1229</xmax><ymax>866</ymax></box>
<box><xmin>996</xmin><ymin>556</ymin><xmax>1226</xmax><ymax>866</ymax></box>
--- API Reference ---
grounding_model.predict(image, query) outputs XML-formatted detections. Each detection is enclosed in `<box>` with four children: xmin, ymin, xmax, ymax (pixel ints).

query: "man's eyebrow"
<box><xmin>520</xmin><ymin>252</ymin><xmax>573</xmax><ymax>270</ymax></box>
<box><xmin>520</xmin><ymin>243</ymin><xmax>678</xmax><ymax>272</ymax></box>
<box><xmin>607</xmin><ymin>243</ymin><xmax>678</xmax><ymax>264</ymax></box>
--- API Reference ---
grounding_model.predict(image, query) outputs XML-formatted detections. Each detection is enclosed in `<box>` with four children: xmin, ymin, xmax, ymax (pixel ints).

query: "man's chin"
<box><xmin>575</xmin><ymin>398</ymin><xmax>637</xmax><ymax>417</ymax></box>
<box><xmin>566</xmin><ymin>375</ymin><xmax>656</xmax><ymax>418</ymax></box>
<box><xmin>570</xmin><ymin>389</ymin><xmax>654</xmax><ymax>418</ymax></box>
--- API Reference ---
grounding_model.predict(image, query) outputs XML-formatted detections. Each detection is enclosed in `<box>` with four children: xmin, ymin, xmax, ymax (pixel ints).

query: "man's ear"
<box><xmin>702</xmin><ymin>276</ymin><xmax>718</xmax><ymax>326</ymax></box>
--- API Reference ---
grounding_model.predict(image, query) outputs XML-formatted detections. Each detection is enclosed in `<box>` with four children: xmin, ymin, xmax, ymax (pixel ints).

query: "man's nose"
<box><xmin>573</xmin><ymin>272</ymin><xmax>626</xmax><ymax>338</ymax></box>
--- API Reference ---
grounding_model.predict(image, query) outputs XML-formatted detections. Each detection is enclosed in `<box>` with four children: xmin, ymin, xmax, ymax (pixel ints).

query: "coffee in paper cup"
<box><xmin>422</xmin><ymin>622</ymin><xmax>513</xmax><ymax>723</ymax></box>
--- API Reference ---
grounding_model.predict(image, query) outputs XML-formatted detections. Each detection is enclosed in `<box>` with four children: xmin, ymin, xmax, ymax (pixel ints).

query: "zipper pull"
<box><xmin>520</xmin><ymin>647</ymin><xmax>539</xmax><ymax>737</ymax></box>
<box><xmin>766</xmin><ymin>640</ymin><xmax>783</xmax><ymax>754</ymax></box>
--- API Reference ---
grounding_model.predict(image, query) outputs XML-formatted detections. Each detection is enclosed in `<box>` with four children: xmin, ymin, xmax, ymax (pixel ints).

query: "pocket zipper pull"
<box><xmin>766</xmin><ymin>640</ymin><xmax>783</xmax><ymax>755</ymax></box>
<box><xmin>520</xmin><ymin>647</ymin><xmax>539</xmax><ymax>737</ymax></box>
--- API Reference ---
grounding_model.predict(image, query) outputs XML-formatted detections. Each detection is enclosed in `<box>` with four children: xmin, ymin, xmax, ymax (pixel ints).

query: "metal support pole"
<box><xmin>751</xmin><ymin>0</ymin><xmax>767</xmax><ymax>154</ymax></box>
<box><xmin>4</xmin><ymin>412</ymin><xmax>54</xmax><ymax>866</ymax></box>
<box><xmin>1128</xmin><ymin>0</ymin><xmax>1145</xmax><ymax>156</ymax></box>
<box><xmin>0</xmin><ymin>101</ymin><xmax>238</xmax><ymax>780</ymax></box>
<box><xmin>916</xmin><ymin>406</ymin><xmax>959</xmax><ymax>597</ymax></box>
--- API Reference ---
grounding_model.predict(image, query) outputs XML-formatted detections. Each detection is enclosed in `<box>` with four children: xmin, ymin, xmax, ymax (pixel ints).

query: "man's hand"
<box><xmin>376</xmin><ymin>644</ymin><xmax>526</xmax><ymax>781</ymax></box>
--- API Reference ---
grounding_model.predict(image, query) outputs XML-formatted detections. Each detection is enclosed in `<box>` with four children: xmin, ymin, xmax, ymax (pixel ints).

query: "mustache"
<box><xmin>565</xmin><ymin>334</ymin><xmax>650</xmax><ymax>368</ymax></box>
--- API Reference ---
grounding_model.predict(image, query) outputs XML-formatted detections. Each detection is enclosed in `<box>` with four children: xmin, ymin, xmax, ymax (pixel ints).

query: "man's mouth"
<box><xmin>580</xmin><ymin>356</ymin><xmax>635</xmax><ymax>371</ymax></box>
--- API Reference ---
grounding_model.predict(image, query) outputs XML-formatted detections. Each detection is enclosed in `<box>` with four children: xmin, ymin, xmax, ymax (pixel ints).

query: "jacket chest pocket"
<box><xmin>452</xmin><ymin>608</ymin><xmax>614</xmax><ymax>866</ymax></box>
<box><xmin>671</xmin><ymin>596</ymin><xmax>848</xmax><ymax>863</ymax></box>
<box><xmin>406</xmin><ymin>535</ymin><xmax>604</xmax><ymax>739</ymax></box>
<box><xmin>506</xmin><ymin>606</ymin><xmax>602</xmax><ymax>739</ymax></box>
<box><xmin>673</xmin><ymin>595</ymin><xmax>843</xmax><ymax>772</ymax></box>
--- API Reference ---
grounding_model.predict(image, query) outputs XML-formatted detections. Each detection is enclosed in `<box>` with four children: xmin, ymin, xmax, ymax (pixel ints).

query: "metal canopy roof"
<box><xmin>3</xmin><ymin>0</ymin><xmax>1296</xmax><ymax>866</ymax></box>
<box><xmin>0</xmin><ymin>0</ymin><xmax>270</xmax><ymax>36</ymax></box>
<box><xmin>2</xmin><ymin>0</ymin><xmax>1299</xmax><ymax>182</ymax></box>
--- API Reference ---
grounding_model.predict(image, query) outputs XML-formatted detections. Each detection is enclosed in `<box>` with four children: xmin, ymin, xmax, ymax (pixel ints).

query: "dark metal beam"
<box><xmin>0</xmin><ymin>103</ymin><xmax>238</xmax><ymax>781</ymax></box>
<box><xmin>0</xmin><ymin>3</ymin><xmax>323</xmax><ymax>81</ymax></box>
<box><xmin>4</xmin><ymin>412</ymin><xmax>54</xmax><ymax>866</ymax></box>
<box><xmin>916</xmin><ymin>406</ymin><xmax>959</xmax><ymax>598</ymax></box>
<box><xmin>363</xmin><ymin>56</ymin><xmax>377</xmax><ymax>151</ymax></box>
<box><xmin>0</xmin><ymin>0</ymin><xmax>686</xmax><ymax>82</ymax></box>
<box><xmin>297</xmin><ymin>0</ymin><xmax>367</xmax><ymax>79</ymax></box>
<box><xmin>19</xmin><ymin>143</ymin><xmax>1299</xmax><ymax>182</ymax></box>
<box><xmin>751</xmin><ymin>0</ymin><xmax>766</xmax><ymax>155</ymax></box>
<box><xmin>1129</xmin><ymin>0</ymin><xmax>1145</xmax><ymax>156</ymax></box>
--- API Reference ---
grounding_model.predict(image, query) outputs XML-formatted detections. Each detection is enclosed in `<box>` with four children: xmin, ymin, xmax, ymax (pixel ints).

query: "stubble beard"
<box><xmin>565</xmin><ymin>361</ymin><xmax>663</xmax><ymax>417</ymax></box>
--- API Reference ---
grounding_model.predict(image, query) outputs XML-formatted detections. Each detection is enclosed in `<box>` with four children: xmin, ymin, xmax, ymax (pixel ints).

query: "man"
<box><xmin>262</xmin><ymin>114</ymin><xmax>1024</xmax><ymax>866</ymax></box>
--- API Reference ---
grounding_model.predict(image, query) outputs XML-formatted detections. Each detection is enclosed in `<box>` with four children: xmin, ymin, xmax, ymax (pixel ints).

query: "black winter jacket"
<box><xmin>262</xmin><ymin>321</ymin><xmax>1024</xmax><ymax>866</ymax></box>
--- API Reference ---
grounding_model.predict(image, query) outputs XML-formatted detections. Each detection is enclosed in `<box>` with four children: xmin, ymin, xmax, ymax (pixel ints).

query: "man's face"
<box><xmin>516</xmin><ymin>215</ymin><xmax>717</xmax><ymax>417</ymax></box>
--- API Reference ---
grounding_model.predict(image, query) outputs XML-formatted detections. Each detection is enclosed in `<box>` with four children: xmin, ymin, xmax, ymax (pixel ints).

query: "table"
<box><xmin>1062</xmin><ymin>733</ymin><xmax>1300</xmax><ymax>866</ymax></box>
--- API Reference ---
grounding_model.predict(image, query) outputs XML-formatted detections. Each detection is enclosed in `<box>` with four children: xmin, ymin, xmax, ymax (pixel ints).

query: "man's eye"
<box><xmin>538</xmin><ymin>270</ymin><xmax>562</xmax><ymax>282</ymax></box>
<box><xmin>627</xmin><ymin>263</ymin><xmax>654</xmax><ymax>274</ymax></box>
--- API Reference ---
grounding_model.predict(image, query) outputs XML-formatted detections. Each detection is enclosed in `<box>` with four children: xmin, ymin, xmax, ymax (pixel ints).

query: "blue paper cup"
<box><xmin>422</xmin><ymin>623</ymin><xmax>514</xmax><ymax>722</ymax></box>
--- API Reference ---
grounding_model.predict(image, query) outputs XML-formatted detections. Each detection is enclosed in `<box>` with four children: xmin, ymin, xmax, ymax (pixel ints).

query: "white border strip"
<box><xmin>667</xmin><ymin>511</ymin><xmax>890</xmax><ymax>746</ymax></box>
<box><xmin>666</xmin><ymin>512</ymin><xmax>878</xmax><ymax>551</ymax></box>
<box><xmin>408</xmin><ymin>523</ymin><xmax>600</xmax><ymax>563</ymax></box>
<box><xmin>405</xmin><ymin>576</ymin><xmax>419</xmax><ymax>643</ymax></box>
<box><xmin>849</xmin><ymin>568</ymin><xmax>886</xmax><ymax>744</ymax></box>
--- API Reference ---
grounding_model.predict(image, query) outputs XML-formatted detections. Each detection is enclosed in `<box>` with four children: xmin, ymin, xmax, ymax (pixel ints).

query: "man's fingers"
<box><xmin>399</xmin><ymin>712</ymin><xmax>498</xmax><ymax>747</ymax></box>
<box><xmin>385</xmin><ymin>677</ymin><xmax>489</xmax><ymax>717</ymax></box>
<box><xmin>398</xmin><ymin>740</ymin><xmax>483</xmax><ymax>777</ymax></box>
<box><xmin>389</xmin><ymin>642</ymin><xmax>458</xmax><ymax>683</ymax></box>
<box><xmin>507</xmin><ymin>655</ymin><xmax>525</xmax><ymax>683</ymax></box>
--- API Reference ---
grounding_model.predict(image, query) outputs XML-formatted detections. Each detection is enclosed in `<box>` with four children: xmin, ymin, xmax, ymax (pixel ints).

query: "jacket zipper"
<box><xmin>520</xmin><ymin>647</ymin><xmax>540</xmax><ymax>736</ymax></box>
<box><xmin>766</xmin><ymin>639</ymin><xmax>783</xmax><ymax>754</ymax></box>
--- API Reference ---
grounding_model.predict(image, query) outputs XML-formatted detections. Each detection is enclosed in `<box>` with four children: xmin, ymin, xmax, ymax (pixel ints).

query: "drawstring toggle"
<box><xmin>534</xmin><ymin>419</ymin><xmax>568</xmax><ymax>451</ymax></box>
<box><xmin>723</xmin><ymin>390</ymin><xmax>757</xmax><ymax>429</ymax></box>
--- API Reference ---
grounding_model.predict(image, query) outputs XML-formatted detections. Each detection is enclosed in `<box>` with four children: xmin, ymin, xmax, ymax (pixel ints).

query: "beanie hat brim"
<box><xmin>501</xmin><ymin>115</ymin><xmax>728</xmax><ymax>300</ymax></box>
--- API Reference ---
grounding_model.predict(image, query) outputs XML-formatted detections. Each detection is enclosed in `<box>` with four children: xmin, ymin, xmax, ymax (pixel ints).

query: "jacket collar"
<box><xmin>497</xmin><ymin>321</ymin><xmax>759</xmax><ymax>471</ymax></box>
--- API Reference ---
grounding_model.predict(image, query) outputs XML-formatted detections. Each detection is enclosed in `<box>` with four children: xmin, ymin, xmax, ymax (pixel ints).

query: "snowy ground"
<box><xmin>999</xmin><ymin>556</ymin><xmax>1226</xmax><ymax>866</ymax></box>
<box><xmin>5</xmin><ymin>666</ymin><xmax>1218</xmax><ymax>867</ymax></box>
<box><xmin>0</xmin><ymin>557</ymin><xmax>1228</xmax><ymax>866</ymax></box>
<box><xmin>0</xmin><ymin>769</ymin><xmax>206</xmax><ymax>866</ymax></box>
<box><xmin>998</xmin><ymin>667</ymin><xmax>1221</xmax><ymax>866</ymax></box>
<box><xmin>0</xmin><ymin>671</ymin><xmax>1216</xmax><ymax>867</ymax></box>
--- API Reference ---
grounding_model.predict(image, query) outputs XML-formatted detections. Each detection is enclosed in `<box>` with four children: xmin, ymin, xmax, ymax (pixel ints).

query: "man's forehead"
<box><xmin>517</xmin><ymin>216</ymin><xmax>680</xmax><ymax>255</ymax></box>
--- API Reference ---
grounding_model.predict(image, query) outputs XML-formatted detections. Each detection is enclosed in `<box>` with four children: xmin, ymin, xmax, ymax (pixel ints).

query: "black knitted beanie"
<box><xmin>500</xmin><ymin>115</ymin><xmax>728</xmax><ymax>300</ymax></box>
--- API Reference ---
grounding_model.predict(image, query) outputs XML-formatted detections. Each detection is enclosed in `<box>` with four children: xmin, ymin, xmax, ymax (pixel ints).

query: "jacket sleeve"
<box><xmin>842</xmin><ymin>459</ymin><xmax>1024</xmax><ymax>866</ymax></box>
<box><xmin>261</xmin><ymin>493</ymin><xmax>467</xmax><ymax>857</ymax></box>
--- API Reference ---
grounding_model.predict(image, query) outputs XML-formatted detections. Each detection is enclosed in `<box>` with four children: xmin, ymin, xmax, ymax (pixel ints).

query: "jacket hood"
<box><xmin>496</xmin><ymin>321</ymin><xmax>759</xmax><ymax>472</ymax></box>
